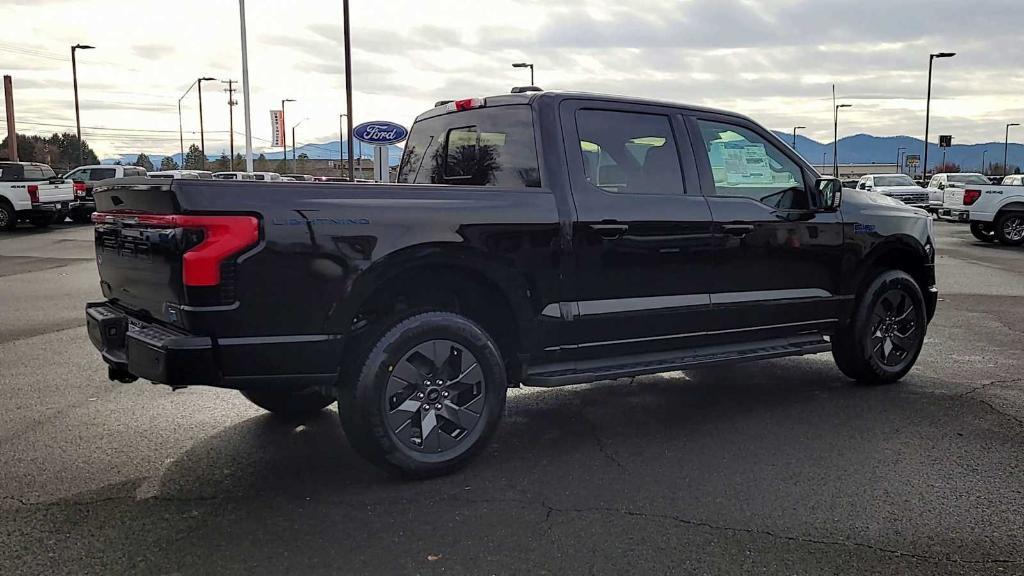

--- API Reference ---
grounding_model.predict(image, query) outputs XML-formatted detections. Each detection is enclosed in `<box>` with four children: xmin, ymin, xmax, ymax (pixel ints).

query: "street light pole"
<box><xmin>923</xmin><ymin>52</ymin><xmax>956</xmax><ymax>180</ymax></box>
<box><xmin>982</xmin><ymin>149</ymin><xmax>988</xmax><ymax>174</ymax></box>
<box><xmin>339</xmin><ymin>113</ymin><xmax>347</xmax><ymax>178</ymax></box>
<box><xmin>512</xmin><ymin>62</ymin><xmax>534</xmax><ymax>85</ymax></box>
<box><xmin>177</xmin><ymin>77</ymin><xmax>213</xmax><ymax>169</ymax></box>
<box><xmin>897</xmin><ymin>146</ymin><xmax>906</xmax><ymax>174</ymax></box>
<box><xmin>1004</xmin><ymin>123</ymin><xmax>1019</xmax><ymax>177</ymax></box>
<box><xmin>71</xmin><ymin>44</ymin><xmax>94</xmax><ymax>166</ymax></box>
<box><xmin>792</xmin><ymin>126</ymin><xmax>805</xmax><ymax>150</ymax></box>
<box><xmin>238</xmin><ymin>0</ymin><xmax>254</xmax><ymax>172</ymax></box>
<box><xmin>197</xmin><ymin>77</ymin><xmax>214</xmax><ymax>170</ymax></box>
<box><xmin>281</xmin><ymin>98</ymin><xmax>295</xmax><ymax>167</ymax></box>
<box><xmin>291</xmin><ymin>119</ymin><xmax>307</xmax><ymax>173</ymax></box>
<box><xmin>834</xmin><ymin>104</ymin><xmax>852</xmax><ymax>178</ymax></box>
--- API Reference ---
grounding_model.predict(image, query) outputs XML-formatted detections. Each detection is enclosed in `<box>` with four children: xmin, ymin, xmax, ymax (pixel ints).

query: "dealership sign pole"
<box><xmin>354</xmin><ymin>121</ymin><xmax>408</xmax><ymax>182</ymax></box>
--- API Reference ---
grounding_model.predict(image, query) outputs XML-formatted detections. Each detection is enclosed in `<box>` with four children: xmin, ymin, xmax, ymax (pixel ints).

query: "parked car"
<box><xmin>0</xmin><ymin>161</ymin><xmax>74</xmax><ymax>230</ymax></box>
<box><xmin>283</xmin><ymin>173</ymin><xmax>315</xmax><ymax>182</ymax></box>
<box><xmin>63</xmin><ymin>164</ymin><xmax>147</xmax><ymax>223</ymax></box>
<box><xmin>999</xmin><ymin>174</ymin><xmax>1024</xmax><ymax>186</ymax></box>
<box><xmin>85</xmin><ymin>90</ymin><xmax>937</xmax><ymax>477</ymax></box>
<box><xmin>841</xmin><ymin>179</ymin><xmax>860</xmax><ymax>189</ymax></box>
<box><xmin>940</xmin><ymin>177</ymin><xmax>1024</xmax><ymax>245</ymax></box>
<box><xmin>252</xmin><ymin>172</ymin><xmax>282</xmax><ymax>181</ymax></box>
<box><xmin>147</xmin><ymin>170</ymin><xmax>212</xmax><ymax>180</ymax></box>
<box><xmin>854</xmin><ymin>174</ymin><xmax>932</xmax><ymax>210</ymax></box>
<box><xmin>212</xmin><ymin>171</ymin><xmax>256</xmax><ymax>180</ymax></box>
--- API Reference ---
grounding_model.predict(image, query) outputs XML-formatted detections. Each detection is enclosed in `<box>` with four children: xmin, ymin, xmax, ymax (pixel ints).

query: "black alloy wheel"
<box><xmin>867</xmin><ymin>288</ymin><xmax>921</xmax><ymax>372</ymax></box>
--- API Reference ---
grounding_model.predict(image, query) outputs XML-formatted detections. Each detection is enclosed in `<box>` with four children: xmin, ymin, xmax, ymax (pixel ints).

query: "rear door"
<box><xmin>686</xmin><ymin>113</ymin><xmax>844</xmax><ymax>338</ymax></box>
<box><xmin>559</xmin><ymin>99</ymin><xmax>715</xmax><ymax>359</ymax></box>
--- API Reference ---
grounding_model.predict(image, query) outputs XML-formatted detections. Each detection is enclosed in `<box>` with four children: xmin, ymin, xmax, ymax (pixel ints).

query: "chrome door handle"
<box><xmin>590</xmin><ymin>223</ymin><xmax>628</xmax><ymax>239</ymax></box>
<box><xmin>722</xmin><ymin>224</ymin><xmax>754</xmax><ymax>237</ymax></box>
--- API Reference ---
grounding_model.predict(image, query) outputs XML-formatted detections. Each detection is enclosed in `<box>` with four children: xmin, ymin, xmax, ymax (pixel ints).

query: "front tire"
<box><xmin>832</xmin><ymin>270</ymin><xmax>927</xmax><ymax>385</ymax></box>
<box><xmin>994</xmin><ymin>212</ymin><xmax>1024</xmax><ymax>246</ymax></box>
<box><xmin>338</xmin><ymin>311</ymin><xmax>507</xmax><ymax>478</ymax></box>
<box><xmin>240</xmin><ymin>388</ymin><xmax>335</xmax><ymax>421</ymax></box>
<box><xmin>970</xmin><ymin>222</ymin><xmax>997</xmax><ymax>243</ymax></box>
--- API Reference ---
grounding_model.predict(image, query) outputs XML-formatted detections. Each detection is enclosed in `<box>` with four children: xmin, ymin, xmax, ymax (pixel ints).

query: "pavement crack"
<box><xmin>958</xmin><ymin>378</ymin><xmax>1024</xmax><ymax>428</ymax></box>
<box><xmin>578</xmin><ymin>410</ymin><xmax>627</xmax><ymax>472</ymax></box>
<box><xmin>545</xmin><ymin>505</ymin><xmax>1024</xmax><ymax>565</ymax></box>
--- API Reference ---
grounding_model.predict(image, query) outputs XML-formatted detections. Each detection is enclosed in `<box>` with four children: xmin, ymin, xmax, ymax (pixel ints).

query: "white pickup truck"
<box><xmin>0</xmin><ymin>161</ymin><xmax>75</xmax><ymax>231</ymax></box>
<box><xmin>940</xmin><ymin>173</ymin><xmax>1024</xmax><ymax>245</ymax></box>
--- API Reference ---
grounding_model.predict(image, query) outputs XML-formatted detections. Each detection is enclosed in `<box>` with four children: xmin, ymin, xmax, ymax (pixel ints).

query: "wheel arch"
<box><xmin>847</xmin><ymin>234</ymin><xmax>933</xmax><ymax>320</ymax></box>
<box><xmin>330</xmin><ymin>243</ymin><xmax>538</xmax><ymax>377</ymax></box>
<box><xmin>995</xmin><ymin>201</ymin><xmax>1024</xmax><ymax>218</ymax></box>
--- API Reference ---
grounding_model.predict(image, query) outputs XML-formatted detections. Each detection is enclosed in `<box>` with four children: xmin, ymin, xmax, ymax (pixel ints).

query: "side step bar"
<box><xmin>523</xmin><ymin>335</ymin><xmax>830</xmax><ymax>388</ymax></box>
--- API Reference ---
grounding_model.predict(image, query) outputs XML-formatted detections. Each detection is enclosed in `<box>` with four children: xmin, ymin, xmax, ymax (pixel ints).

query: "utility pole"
<box><xmin>197</xmin><ymin>78</ymin><xmax>212</xmax><ymax>170</ymax></box>
<box><xmin>281</xmin><ymin>98</ymin><xmax>295</xmax><ymax>167</ymax></box>
<box><xmin>223</xmin><ymin>79</ymin><xmax>237</xmax><ymax>170</ymax></box>
<box><xmin>339</xmin><ymin>113</ymin><xmax>347</xmax><ymax>178</ymax></box>
<box><xmin>343</xmin><ymin>0</ymin><xmax>355</xmax><ymax>182</ymax></box>
<box><xmin>982</xmin><ymin>149</ymin><xmax>988</xmax><ymax>174</ymax></box>
<box><xmin>71</xmin><ymin>44</ymin><xmax>94</xmax><ymax>166</ymax></box>
<box><xmin>4</xmin><ymin>76</ymin><xmax>16</xmax><ymax>161</ymax></box>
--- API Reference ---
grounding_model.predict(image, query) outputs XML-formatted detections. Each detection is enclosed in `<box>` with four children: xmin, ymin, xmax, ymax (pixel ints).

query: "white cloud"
<box><xmin>1</xmin><ymin>0</ymin><xmax>1022</xmax><ymax>159</ymax></box>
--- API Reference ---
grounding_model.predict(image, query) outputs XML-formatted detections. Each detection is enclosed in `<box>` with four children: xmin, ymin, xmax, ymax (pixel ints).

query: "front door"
<box><xmin>685</xmin><ymin>114</ymin><xmax>845</xmax><ymax>339</ymax></box>
<box><xmin>558</xmin><ymin>100</ymin><xmax>715</xmax><ymax>360</ymax></box>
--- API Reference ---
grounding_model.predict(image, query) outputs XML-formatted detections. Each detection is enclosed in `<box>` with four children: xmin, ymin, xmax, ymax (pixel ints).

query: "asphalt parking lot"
<box><xmin>1</xmin><ymin>220</ymin><xmax>1023</xmax><ymax>575</ymax></box>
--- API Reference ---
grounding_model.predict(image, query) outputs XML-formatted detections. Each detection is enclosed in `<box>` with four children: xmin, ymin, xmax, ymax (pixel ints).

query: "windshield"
<box><xmin>949</xmin><ymin>174</ymin><xmax>989</xmax><ymax>184</ymax></box>
<box><xmin>873</xmin><ymin>175</ymin><xmax>916</xmax><ymax>187</ymax></box>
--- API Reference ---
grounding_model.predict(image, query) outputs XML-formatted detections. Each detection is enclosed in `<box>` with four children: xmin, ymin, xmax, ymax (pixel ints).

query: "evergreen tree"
<box><xmin>182</xmin><ymin>144</ymin><xmax>204</xmax><ymax>170</ymax></box>
<box><xmin>210</xmin><ymin>152</ymin><xmax>231</xmax><ymax>172</ymax></box>
<box><xmin>159</xmin><ymin>156</ymin><xmax>180</xmax><ymax>170</ymax></box>
<box><xmin>133</xmin><ymin>152</ymin><xmax>155</xmax><ymax>172</ymax></box>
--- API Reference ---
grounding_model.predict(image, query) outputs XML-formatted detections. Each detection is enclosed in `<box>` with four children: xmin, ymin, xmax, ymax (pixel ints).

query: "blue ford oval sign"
<box><xmin>353</xmin><ymin>121</ymin><xmax>408</xmax><ymax>145</ymax></box>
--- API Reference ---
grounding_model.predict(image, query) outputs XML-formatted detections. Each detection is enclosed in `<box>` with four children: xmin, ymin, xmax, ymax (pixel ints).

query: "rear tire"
<box><xmin>338</xmin><ymin>311</ymin><xmax>507</xmax><ymax>479</ymax></box>
<box><xmin>994</xmin><ymin>212</ymin><xmax>1024</xmax><ymax>246</ymax></box>
<box><xmin>240</xmin><ymin>388</ymin><xmax>335</xmax><ymax>421</ymax></box>
<box><xmin>832</xmin><ymin>270</ymin><xmax>927</xmax><ymax>385</ymax></box>
<box><xmin>969</xmin><ymin>222</ymin><xmax>997</xmax><ymax>243</ymax></box>
<box><xmin>0</xmin><ymin>201</ymin><xmax>15</xmax><ymax>231</ymax></box>
<box><xmin>30</xmin><ymin>214</ymin><xmax>53</xmax><ymax>228</ymax></box>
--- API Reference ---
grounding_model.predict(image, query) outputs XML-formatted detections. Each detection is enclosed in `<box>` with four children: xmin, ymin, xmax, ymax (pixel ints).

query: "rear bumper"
<box><xmin>87</xmin><ymin>303</ymin><xmax>218</xmax><ymax>385</ymax></box>
<box><xmin>26</xmin><ymin>201</ymin><xmax>70</xmax><ymax>213</ymax></box>
<box><xmin>86</xmin><ymin>302</ymin><xmax>345</xmax><ymax>389</ymax></box>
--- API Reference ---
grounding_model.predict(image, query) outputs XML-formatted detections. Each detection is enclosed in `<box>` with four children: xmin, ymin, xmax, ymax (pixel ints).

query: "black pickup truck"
<box><xmin>86</xmin><ymin>90</ymin><xmax>937</xmax><ymax>477</ymax></box>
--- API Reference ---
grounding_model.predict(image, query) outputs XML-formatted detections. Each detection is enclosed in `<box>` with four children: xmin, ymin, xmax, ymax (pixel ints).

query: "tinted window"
<box><xmin>575</xmin><ymin>110</ymin><xmax>684</xmax><ymax>195</ymax></box>
<box><xmin>92</xmin><ymin>168</ymin><xmax>117</xmax><ymax>180</ymax></box>
<box><xmin>0</xmin><ymin>163</ymin><xmax>24</xmax><ymax>181</ymax></box>
<box><xmin>23</xmin><ymin>166</ymin><xmax>45</xmax><ymax>180</ymax></box>
<box><xmin>949</xmin><ymin>174</ymin><xmax>989</xmax><ymax>185</ymax></box>
<box><xmin>874</xmin><ymin>175</ymin><xmax>916</xmax><ymax>187</ymax></box>
<box><xmin>697</xmin><ymin>119</ymin><xmax>809</xmax><ymax>209</ymax></box>
<box><xmin>398</xmin><ymin>105</ymin><xmax>541</xmax><ymax>188</ymax></box>
<box><xmin>39</xmin><ymin>166</ymin><xmax>57</xmax><ymax>179</ymax></box>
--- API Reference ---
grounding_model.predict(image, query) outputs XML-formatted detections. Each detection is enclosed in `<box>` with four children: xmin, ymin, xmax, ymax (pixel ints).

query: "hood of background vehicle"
<box><xmin>844</xmin><ymin>188</ymin><xmax>928</xmax><ymax>214</ymax></box>
<box><xmin>874</xmin><ymin>186</ymin><xmax>925</xmax><ymax>194</ymax></box>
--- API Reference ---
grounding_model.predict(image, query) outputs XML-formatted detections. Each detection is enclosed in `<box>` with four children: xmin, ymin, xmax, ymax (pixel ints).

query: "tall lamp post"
<box><xmin>291</xmin><ymin>118</ymin><xmax>307</xmax><ymax>173</ymax></box>
<box><xmin>71</xmin><ymin>44</ymin><xmax>94</xmax><ymax>166</ymax></box>
<box><xmin>896</xmin><ymin>146</ymin><xmax>906</xmax><ymax>174</ymax></box>
<box><xmin>512</xmin><ymin>62</ymin><xmax>534</xmax><ymax>85</ymax></box>
<box><xmin>281</xmin><ymin>98</ymin><xmax>295</xmax><ymax>165</ymax></box>
<box><xmin>982</xmin><ymin>149</ymin><xmax>988</xmax><ymax>174</ymax></box>
<box><xmin>833</xmin><ymin>104</ymin><xmax>852</xmax><ymax>177</ymax></box>
<box><xmin>339</xmin><ymin>113</ymin><xmax>348</xmax><ymax>178</ymax></box>
<box><xmin>196</xmin><ymin>77</ymin><xmax>215</xmax><ymax>169</ymax></box>
<box><xmin>1004</xmin><ymin>123</ymin><xmax>1019</xmax><ymax>177</ymax></box>
<box><xmin>178</xmin><ymin>77</ymin><xmax>214</xmax><ymax>168</ymax></box>
<box><xmin>923</xmin><ymin>52</ymin><xmax>956</xmax><ymax>180</ymax></box>
<box><xmin>792</xmin><ymin>126</ymin><xmax>806</xmax><ymax>150</ymax></box>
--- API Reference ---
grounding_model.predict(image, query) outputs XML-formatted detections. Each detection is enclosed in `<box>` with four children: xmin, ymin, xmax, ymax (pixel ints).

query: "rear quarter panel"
<box><xmin>171</xmin><ymin>180</ymin><xmax>562</xmax><ymax>342</ymax></box>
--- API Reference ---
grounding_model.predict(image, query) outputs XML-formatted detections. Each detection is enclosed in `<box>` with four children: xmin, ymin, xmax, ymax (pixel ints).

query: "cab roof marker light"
<box><xmin>445</xmin><ymin>98</ymin><xmax>485</xmax><ymax>112</ymax></box>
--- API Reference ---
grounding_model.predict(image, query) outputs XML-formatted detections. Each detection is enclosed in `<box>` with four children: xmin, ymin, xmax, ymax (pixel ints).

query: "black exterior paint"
<box><xmin>86</xmin><ymin>91</ymin><xmax>937</xmax><ymax>390</ymax></box>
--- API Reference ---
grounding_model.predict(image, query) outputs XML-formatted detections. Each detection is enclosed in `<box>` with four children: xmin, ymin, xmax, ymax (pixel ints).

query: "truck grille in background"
<box><xmin>891</xmin><ymin>193</ymin><xmax>929</xmax><ymax>205</ymax></box>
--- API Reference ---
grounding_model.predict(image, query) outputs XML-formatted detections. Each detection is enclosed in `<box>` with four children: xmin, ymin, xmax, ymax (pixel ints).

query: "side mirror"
<box><xmin>815</xmin><ymin>177</ymin><xmax>842</xmax><ymax>211</ymax></box>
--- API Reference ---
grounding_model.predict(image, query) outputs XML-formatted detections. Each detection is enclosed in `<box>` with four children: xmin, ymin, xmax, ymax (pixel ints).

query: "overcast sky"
<box><xmin>2</xmin><ymin>0</ymin><xmax>1022</xmax><ymax>159</ymax></box>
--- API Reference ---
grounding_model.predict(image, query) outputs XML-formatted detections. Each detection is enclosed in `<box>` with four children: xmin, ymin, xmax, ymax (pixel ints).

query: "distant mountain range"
<box><xmin>104</xmin><ymin>133</ymin><xmax>1024</xmax><ymax>174</ymax></box>
<box><xmin>104</xmin><ymin>139</ymin><xmax>403</xmax><ymax>169</ymax></box>
<box><xmin>771</xmin><ymin>131</ymin><xmax>1023</xmax><ymax>173</ymax></box>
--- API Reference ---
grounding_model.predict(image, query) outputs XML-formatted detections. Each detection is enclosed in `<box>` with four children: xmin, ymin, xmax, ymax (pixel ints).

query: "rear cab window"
<box><xmin>398</xmin><ymin>105</ymin><xmax>541</xmax><ymax>188</ymax></box>
<box><xmin>0</xmin><ymin>163</ymin><xmax>25</xmax><ymax>181</ymax></box>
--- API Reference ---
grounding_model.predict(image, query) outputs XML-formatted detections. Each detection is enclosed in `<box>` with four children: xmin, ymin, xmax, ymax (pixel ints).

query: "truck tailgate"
<box><xmin>37</xmin><ymin>180</ymin><xmax>74</xmax><ymax>203</ymax></box>
<box><xmin>943</xmin><ymin>186</ymin><xmax>965</xmax><ymax>209</ymax></box>
<box><xmin>92</xmin><ymin>180</ymin><xmax>259</xmax><ymax>321</ymax></box>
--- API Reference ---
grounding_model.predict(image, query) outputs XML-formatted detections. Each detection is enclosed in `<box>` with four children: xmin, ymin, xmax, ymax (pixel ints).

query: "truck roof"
<box><xmin>414</xmin><ymin>90</ymin><xmax>751</xmax><ymax>123</ymax></box>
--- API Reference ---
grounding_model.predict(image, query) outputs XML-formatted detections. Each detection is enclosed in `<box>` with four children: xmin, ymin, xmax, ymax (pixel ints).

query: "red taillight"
<box><xmin>448</xmin><ymin>98</ymin><xmax>484</xmax><ymax>112</ymax></box>
<box><xmin>963</xmin><ymin>189</ymin><xmax>982</xmax><ymax>206</ymax></box>
<box><xmin>91</xmin><ymin>213</ymin><xmax>259</xmax><ymax>287</ymax></box>
<box><xmin>74</xmin><ymin>182</ymin><xmax>86</xmax><ymax>197</ymax></box>
<box><xmin>27</xmin><ymin>184</ymin><xmax>39</xmax><ymax>203</ymax></box>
